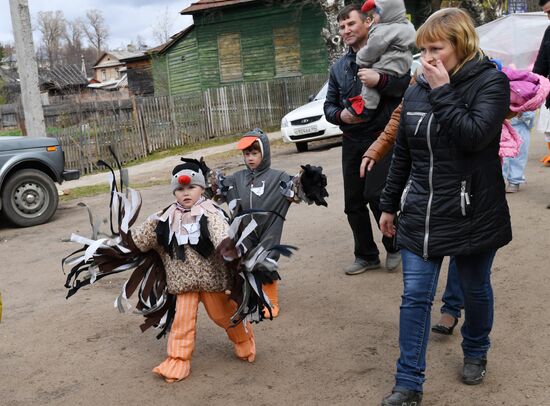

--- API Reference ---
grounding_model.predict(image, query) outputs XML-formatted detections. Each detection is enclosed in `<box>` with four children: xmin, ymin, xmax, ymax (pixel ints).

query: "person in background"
<box><xmin>502</xmin><ymin>111</ymin><xmax>535</xmax><ymax>193</ymax></box>
<box><xmin>533</xmin><ymin>0</ymin><xmax>550</xmax><ymax>169</ymax></box>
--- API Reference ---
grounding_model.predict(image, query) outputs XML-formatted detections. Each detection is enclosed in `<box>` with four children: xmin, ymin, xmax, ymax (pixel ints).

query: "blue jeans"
<box><xmin>395</xmin><ymin>249</ymin><xmax>496</xmax><ymax>392</ymax></box>
<box><xmin>502</xmin><ymin>113</ymin><xmax>534</xmax><ymax>185</ymax></box>
<box><xmin>440</xmin><ymin>257</ymin><xmax>463</xmax><ymax>319</ymax></box>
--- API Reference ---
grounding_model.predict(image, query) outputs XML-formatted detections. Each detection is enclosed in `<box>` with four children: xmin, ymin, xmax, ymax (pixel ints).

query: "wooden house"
<box><xmin>118</xmin><ymin>53</ymin><xmax>155</xmax><ymax>96</ymax></box>
<box><xmin>154</xmin><ymin>0</ymin><xmax>329</xmax><ymax>96</ymax></box>
<box><xmin>150</xmin><ymin>26</ymin><xmax>199</xmax><ymax>96</ymax></box>
<box><xmin>91</xmin><ymin>51</ymin><xmax>143</xmax><ymax>83</ymax></box>
<box><xmin>39</xmin><ymin>64</ymin><xmax>89</xmax><ymax>104</ymax></box>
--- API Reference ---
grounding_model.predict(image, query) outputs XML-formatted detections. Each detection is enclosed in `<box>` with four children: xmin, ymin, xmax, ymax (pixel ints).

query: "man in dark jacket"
<box><xmin>533</xmin><ymin>0</ymin><xmax>550</xmax><ymax>107</ymax></box>
<box><xmin>324</xmin><ymin>4</ymin><xmax>410</xmax><ymax>275</ymax></box>
<box><xmin>533</xmin><ymin>0</ymin><xmax>550</xmax><ymax>208</ymax></box>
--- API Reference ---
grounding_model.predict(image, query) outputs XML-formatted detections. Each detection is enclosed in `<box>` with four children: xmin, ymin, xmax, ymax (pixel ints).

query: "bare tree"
<box><xmin>409</xmin><ymin>0</ymin><xmax>435</xmax><ymax>28</ymax></box>
<box><xmin>63</xmin><ymin>18</ymin><xmax>84</xmax><ymax>66</ymax></box>
<box><xmin>460</xmin><ymin>0</ymin><xmax>507</xmax><ymax>26</ymax></box>
<box><xmin>317</xmin><ymin>0</ymin><xmax>346</xmax><ymax>66</ymax></box>
<box><xmin>135</xmin><ymin>35</ymin><xmax>148</xmax><ymax>51</ymax></box>
<box><xmin>36</xmin><ymin>10</ymin><xmax>66</xmax><ymax>68</ymax></box>
<box><xmin>83</xmin><ymin>9</ymin><xmax>109</xmax><ymax>58</ymax></box>
<box><xmin>152</xmin><ymin>6</ymin><xmax>175</xmax><ymax>45</ymax></box>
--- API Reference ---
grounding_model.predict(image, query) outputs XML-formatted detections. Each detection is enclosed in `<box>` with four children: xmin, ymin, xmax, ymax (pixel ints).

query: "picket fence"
<box><xmin>52</xmin><ymin>73</ymin><xmax>327</xmax><ymax>174</ymax></box>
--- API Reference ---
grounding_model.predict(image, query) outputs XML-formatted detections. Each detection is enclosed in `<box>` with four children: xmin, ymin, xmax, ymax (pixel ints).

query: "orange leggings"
<box><xmin>153</xmin><ymin>291</ymin><xmax>255</xmax><ymax>382</ymax></box>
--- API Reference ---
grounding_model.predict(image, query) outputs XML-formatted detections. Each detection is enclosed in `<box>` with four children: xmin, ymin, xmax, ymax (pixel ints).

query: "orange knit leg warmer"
<box><xmin>201</xmin><ymin>292</ymin><xmax>256</xmax><ymax>362</ymax></box>
<box><xmin>152</xmin><ymin>292</ymin><xmax>199</xmax><ymax>383</ymax></box>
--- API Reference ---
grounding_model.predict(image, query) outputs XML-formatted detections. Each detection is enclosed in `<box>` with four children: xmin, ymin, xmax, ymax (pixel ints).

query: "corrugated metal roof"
<box><xmin>109</xmin><ymin>50</ymin><xmax>145</xmax><ymax>60</ymax></box>
<box><xmin>40</xmin><ymin>64</ymin><xmax>88</xmax><ymax>89</ymax></box>
<box><xmin>87</xmin><ymin>73</ymin><xmax>127</xmax><ymax>90</ymax></box>
<box><xmin>92</xmin><ymin>51</ymin><xmax>145</xmax><ymax>68</ymax></box>
<box><xmin>181</xmin><ymin>0</ymin><xmax>257</xmax><ymax>14</ymax></box>
<box><xmin>0</xmin><ymin>67</ymin><xmax>19</xmax><ymax>84</ymax></box>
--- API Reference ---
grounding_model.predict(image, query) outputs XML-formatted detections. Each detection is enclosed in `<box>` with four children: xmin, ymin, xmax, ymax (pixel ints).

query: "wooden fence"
<box><xmin>51</xmin><ymin>73</ymin><xmax>327</xmax><ymax>174</ymax></box>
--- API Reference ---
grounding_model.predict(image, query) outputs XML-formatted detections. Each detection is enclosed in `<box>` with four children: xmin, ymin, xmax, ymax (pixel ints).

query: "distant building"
<box><xmin>118</xmin><ymin>52</ymin><xmax>154</xmax><ymax>97</ymax></box>
<box><xmin>91</xmin><ymin>50</ymin><xmax>142</xmax><ymax>83</ymax></box>
<box><xmin>39</xmin><ymin>64</ymin><xmax>89</xmax><ymax>103</ymax></box>
<box><xmin>151</xmin><ymin>0</ymin><xmax>329</xmax><ymax>96</ymax></box>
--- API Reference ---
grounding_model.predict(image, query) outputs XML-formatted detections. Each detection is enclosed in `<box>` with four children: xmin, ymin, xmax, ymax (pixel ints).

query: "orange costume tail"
<box><xmin>540</xmin><ymin>142</ymin><xmax>550</xmax><ymax>166</ymax></box>
<box><xmin>262</xmin><ymin>281</ymin><xmax>280</xmax><ymax>318</ymax></box>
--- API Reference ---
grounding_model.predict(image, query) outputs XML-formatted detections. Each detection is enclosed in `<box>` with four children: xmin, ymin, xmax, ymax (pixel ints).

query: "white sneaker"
<box><xmin>344</xmin><ymin>258</ymin><xmax>380</xmax><ymax>275</ymax></box>
<box><xmin>385</xmin><ymin>252</ymin><xmax>401</xmax><ymax>271</ymax></box>
<box><xmin>505</xmin><ymin>183</ymin><xmax>519</xmax><ymax>193</ymax></box>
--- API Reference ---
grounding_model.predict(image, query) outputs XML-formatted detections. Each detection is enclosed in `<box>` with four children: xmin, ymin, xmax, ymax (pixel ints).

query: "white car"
<box><xmin>280</xmin><ymin>57</ymin><xmax>421</xmax><ymax>153</ymax></box>
<box><xmin>280</xmin><ymin>82</ymin><xmax>342</xmax><ymax>153</ymax></box>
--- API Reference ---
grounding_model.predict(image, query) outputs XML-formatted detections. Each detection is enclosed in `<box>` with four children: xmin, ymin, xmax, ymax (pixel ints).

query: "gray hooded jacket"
<box><xmin>220</xmin><ymin>130</ymin><xmax>293</xmax><ymax>259</ymax></box>
<box><xmin>356</xmin><ymin>0</ymin><xmax>416</xmax><ymax>76</ymax></box>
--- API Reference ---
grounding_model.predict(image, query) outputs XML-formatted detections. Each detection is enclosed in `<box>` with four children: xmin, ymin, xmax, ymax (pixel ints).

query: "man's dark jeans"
<box><xmin>342</xmin><ymin>136</ymin><xmax>396</xmax><ymax>262</ymax></box>
<box><xmin>440</xmin><ymin>256</ymin><xmax>464</xmax><ymax>319</ymax></box>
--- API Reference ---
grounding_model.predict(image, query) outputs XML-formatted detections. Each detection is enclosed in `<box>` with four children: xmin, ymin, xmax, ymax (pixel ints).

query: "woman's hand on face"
<box><xmin>359</xmin><ymin>156</ymin><xmax>376</xmax><ymax>178</ymax></box>
<box><xmin>420</xmin><ymin>58</ymin><xmax>450</xmax><ymax>89</ymax></box>
<box><xmin>380</xmin><ymin>212</ymin><xmax>396</xmax><ymax>237</ymax></box>
<box><xmin>358</xmin><ymin>68</ymin><xmax>380</xmax><ymax>88</ymax></box>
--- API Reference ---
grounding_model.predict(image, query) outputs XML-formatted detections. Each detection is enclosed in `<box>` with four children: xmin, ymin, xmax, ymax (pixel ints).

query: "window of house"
<box><xmin>273</xmin><ymin>26</ymin><xmax>300</xmax><ymax>76</ymax></box>
<box><xmin>101</xmin><ymin>69</ymin><xmax>107</xmax><ymax>81</ymax></box>
<box><xmin>115</xmin><ymin>68</ymin><xmax>120</xmax><ymax>79</ymax></box>
<box><xmin>217</xmin><ymin>33</ymin><xmax>243</xmax><ymax>82</ymax></box>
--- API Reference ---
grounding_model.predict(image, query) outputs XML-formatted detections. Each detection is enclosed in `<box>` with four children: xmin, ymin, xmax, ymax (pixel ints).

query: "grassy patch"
<box><xmin>126</xmin><ymin>134</ymin><xmax>243</xmax><ymax>166</ymax></box>
<box><xmin>0</xmin><ymin>128</ymin><xmax>22</xmax><ymax>137</ymax></box>
<box><xmin>60</xmin><ymin>180</ymin><xmax>160</xmax><ymax>201</ymax></box>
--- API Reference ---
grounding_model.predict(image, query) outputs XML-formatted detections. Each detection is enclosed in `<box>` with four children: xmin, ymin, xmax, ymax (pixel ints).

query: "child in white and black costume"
<box><xmin>346</xmin><ymin>0</ymin><xmax>415</xmax><ymax>117</ymax></box>
<box><xmin>130</xmin><ymin>161</ymin><xmax>255</xmax><ymax>382</ymax></box>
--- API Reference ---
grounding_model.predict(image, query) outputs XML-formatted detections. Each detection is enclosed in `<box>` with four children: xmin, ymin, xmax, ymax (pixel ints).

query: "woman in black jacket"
<box><xmin>378</xmin><ymin>9</ymin><xmax>511</xmax><ymax>406</ymax></box>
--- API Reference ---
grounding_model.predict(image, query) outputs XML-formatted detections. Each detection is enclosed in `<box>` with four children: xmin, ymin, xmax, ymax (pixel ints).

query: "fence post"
<box><xmin>132</xmin><ymin>96</ymin><xmax>149</xmax><ymax>155</ymax></box>
<box><xmin>168</xmin><ymin>94</ymin><xmax>179</xmax><ymax>145</ymax></box>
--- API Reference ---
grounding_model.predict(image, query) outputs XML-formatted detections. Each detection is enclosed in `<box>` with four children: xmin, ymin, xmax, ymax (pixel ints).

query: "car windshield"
<box><xmin>314</xmin><ymin>82</ymin><xmax>328</xmax><ymax>100</ymax></box>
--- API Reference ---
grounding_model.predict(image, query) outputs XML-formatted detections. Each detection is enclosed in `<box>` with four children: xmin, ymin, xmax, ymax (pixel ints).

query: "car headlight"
<box><xmin>281</xmin><ymin>117</ymin><xmax>289</xmax><ymax>128</ymax></box>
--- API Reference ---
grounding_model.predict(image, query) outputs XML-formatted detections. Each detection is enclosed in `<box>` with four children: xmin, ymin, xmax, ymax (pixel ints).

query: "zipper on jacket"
<box><xmin>406</xmin><ymin>112</ymin><xmax>427</xmax><ymax>136</ymax></box>
<box><xmin>460</xmin><ymin>180</ymin><xmax>471</xmax><ymax>216</ymax></box>
<box><xmin>249</xmin><ymin>173</ymin><xmax>255</xmax><ymax>210</ymax></box>
<box><xmin>400</xmin><ymin>179</ymin><xmax>412</xmax><ymax>212</ymax></box>
<box><xmin>423</xmin><ymin>113</ymin><xmax>435</xmax><ymax>260</ymax></box>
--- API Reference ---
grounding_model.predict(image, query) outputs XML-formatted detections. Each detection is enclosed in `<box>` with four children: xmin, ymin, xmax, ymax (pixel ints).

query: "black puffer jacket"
<box><xmin>380</xmin><ymin>56</ymin><xmax>512</xmax><ymax>259</ymax></box>
<box><xmin>533</xmin><ymin>25</ymin><xmax>550</xmax><ymax>107</ymax></box>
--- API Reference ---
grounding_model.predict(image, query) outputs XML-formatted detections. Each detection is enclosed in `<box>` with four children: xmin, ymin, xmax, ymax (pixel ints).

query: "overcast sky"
<box><xmin>1</xmin><ymin>0</ymin><xmax>195</xmax><ymax>50</ymax></box>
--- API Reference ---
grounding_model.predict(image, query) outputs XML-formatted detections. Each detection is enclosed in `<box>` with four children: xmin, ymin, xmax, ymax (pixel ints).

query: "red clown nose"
<box><xmin>178</xmin><ymin>175</ymin><xmax>191</xmax><ymax>185</ymax></box>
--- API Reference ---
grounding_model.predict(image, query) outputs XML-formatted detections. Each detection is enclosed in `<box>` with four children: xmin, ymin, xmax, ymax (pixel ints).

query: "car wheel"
<box><xmin>1</xmin><ymin>169</ymin><xmax>59</xmax><ymax>227</ymax></box>
<box><xmin>295</xmin><ymin>142</ymin><xmax>309</xmax><ymax>153</ymax></box>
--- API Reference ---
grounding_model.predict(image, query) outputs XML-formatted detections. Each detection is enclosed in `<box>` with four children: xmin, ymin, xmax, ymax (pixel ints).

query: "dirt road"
<box><xmin>1</xmin><ymin>136</ymin><xmax>549</xmax><ymax>406</ymax></box>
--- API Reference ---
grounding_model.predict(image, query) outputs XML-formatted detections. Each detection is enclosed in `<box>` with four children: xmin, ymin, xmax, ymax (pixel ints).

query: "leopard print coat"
<box><xmin>132</xmin><ymin>202</ymin><xmax>231</xmax><ymax>294</ymax></box>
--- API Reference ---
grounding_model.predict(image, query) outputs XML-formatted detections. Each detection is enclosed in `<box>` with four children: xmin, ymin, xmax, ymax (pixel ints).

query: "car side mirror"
<box><xmin>308</xmin><ymin>94</ymin><xmax>315</xmax><ymax>102</ymax></box>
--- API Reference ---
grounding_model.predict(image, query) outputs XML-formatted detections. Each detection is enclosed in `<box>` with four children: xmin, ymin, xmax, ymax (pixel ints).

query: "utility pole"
<box><xmin>9</xmin><ymin>0</ymin><xmax>46</xmax><ymax>137</ymax></box>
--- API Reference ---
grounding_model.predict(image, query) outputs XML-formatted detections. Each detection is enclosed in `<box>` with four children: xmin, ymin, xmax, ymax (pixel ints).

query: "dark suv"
<box><xmin>0</xmin><ymin>136</ymin><xmax>79</xmax><ymax>227</ymax></box>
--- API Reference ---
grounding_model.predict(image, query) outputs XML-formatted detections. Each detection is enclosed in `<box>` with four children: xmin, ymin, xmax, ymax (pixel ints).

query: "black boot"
<box><xmin>462</xmin><ymin>357</ymin><xmax>487</xmax><ymax>385</ymax></box>
<box><xmin>381</xmin><ymin>387</ymin><xmax>422</xmax><ymax>406</ymax></box>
